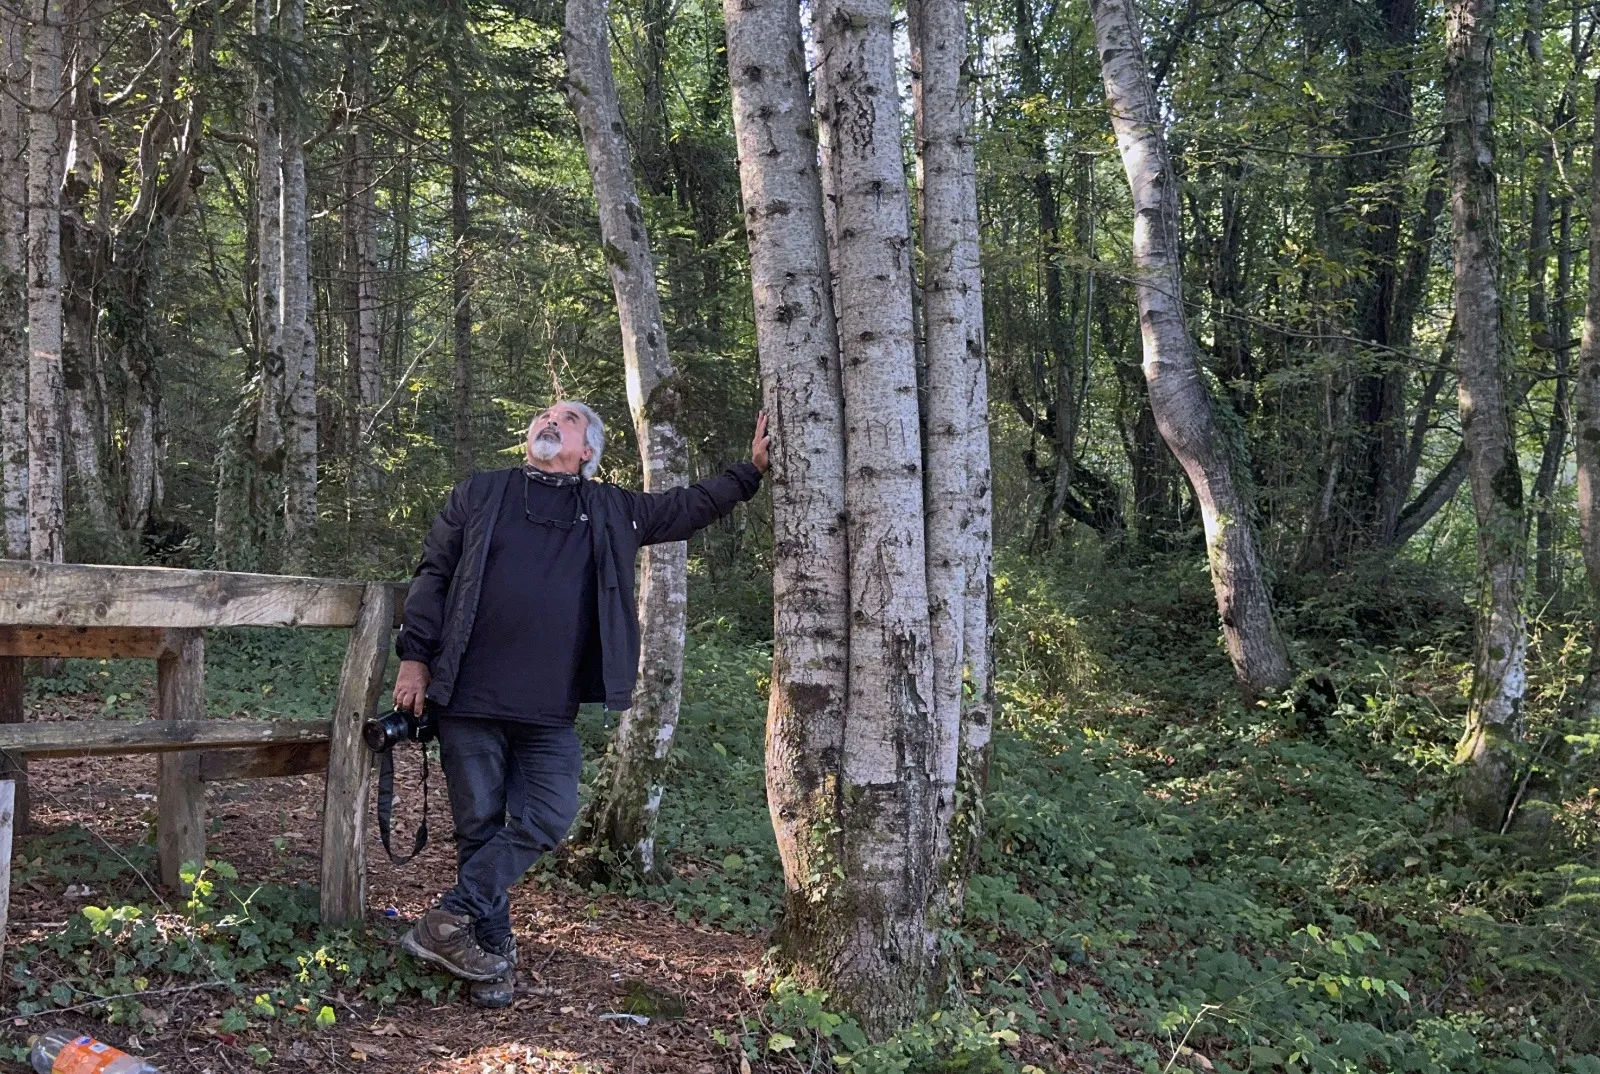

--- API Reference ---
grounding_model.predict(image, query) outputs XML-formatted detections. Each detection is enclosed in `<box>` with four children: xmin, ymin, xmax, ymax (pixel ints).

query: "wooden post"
<box><xmin>320</xmin><ymin>582</ymin><xmax>392</xmax><ymax>925</ymax></box>
<box><xmin>156</xmin><ymin>629</ymin><xmax>206</xmax><ymax>889</ymax></box>
<box><xmin>0</xmin><ymin>657</ymin><xmax>23</xmax><ymax>836</ymax></box>
<box><xmin>0</xmin><ymin>779</ymin><xmax>13</xmax><ymax>965</ymax></box>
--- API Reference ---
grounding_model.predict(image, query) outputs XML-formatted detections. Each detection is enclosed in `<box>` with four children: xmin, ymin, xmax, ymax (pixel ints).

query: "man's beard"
<box><xmin>529</xmin><ymin>431</ymin><xmax>561</xmax><ymax>463</ymax></box>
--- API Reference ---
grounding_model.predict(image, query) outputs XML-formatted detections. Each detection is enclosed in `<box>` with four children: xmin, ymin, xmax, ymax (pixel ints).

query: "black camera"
<box><xmin>362</xmin><ymin>706</ymin><xmax>438</xmax><ymax>753</ymax></box>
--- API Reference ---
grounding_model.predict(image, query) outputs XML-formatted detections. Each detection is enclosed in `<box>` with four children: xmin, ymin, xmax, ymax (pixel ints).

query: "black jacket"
<box><xmin>397</xmin><ymin>463</ymin><xmax>762</xmax><ymax>711</ymax></box>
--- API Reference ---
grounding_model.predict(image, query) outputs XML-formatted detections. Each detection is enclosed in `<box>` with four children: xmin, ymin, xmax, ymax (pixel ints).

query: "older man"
<box><xmin>393</xmin><ymin>402</ymin><xmax>769</xmax><ymax>1006</ymax></box>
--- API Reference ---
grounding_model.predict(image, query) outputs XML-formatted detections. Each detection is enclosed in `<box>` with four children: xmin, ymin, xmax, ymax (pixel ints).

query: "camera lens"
<box><xmin>363</xmin><ymin>709</ymin><xmax>410</xmax><ymax>753</ymax></box>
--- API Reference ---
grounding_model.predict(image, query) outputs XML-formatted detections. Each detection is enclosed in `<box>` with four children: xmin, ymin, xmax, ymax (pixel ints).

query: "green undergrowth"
<box><xmin>7</xmin><ymin>551</ymin><xmax>1600</xmax><ymax>1074</ymax></box>
<box><xmin>0</xmin><ymin>840</ymin><xmax>457</xmax><ymax>1066</ymax></box>
<box><xmin>605</xmin><ymin>551</ymin><xmax>1600</xmax><ymax>1073</ymax></box>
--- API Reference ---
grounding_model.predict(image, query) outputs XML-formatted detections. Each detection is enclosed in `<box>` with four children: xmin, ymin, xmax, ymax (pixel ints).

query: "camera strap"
<box><xmin>375</xmin><ymin>743</ymin><xmax>430</xmax><ymax>866</ymax></box>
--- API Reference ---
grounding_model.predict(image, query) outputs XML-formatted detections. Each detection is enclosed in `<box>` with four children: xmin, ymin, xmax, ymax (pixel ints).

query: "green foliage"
<box><xmin>1</xmin><ymin>831</ymin><xmax>459</xmax><ymax>1051</ymax></box>
<box><xmin>608</xmin><ymin>557</ymin><xmax>1597</xmax><ymax>1073</ymax></box>
<box><xmin>12</xmin><ymin>557</ymin><xmax>1600</xmax><ymax>1074</ymax></box>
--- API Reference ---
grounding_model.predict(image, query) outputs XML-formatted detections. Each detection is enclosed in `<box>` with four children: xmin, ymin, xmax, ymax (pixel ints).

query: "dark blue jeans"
<box><xmin>437</xmin><ymin>715</ymin><xmax>583</xmax><ymax>950</ymax></box>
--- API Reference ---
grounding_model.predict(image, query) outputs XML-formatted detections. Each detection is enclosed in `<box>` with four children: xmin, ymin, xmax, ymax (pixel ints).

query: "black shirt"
<box><xmin>447</xmin><ymin>469</ymin><xmax>601</xmax><ymax>724</ymax></box>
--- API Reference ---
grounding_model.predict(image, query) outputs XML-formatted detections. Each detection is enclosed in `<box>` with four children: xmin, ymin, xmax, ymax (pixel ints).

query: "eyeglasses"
<box><xmin>523</xmin><ymin>474</ymin><xmax>588</xmax><ymax>529</ymax></box>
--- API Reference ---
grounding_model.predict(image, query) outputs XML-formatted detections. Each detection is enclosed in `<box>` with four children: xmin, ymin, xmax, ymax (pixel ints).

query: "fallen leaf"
<box><xmin>348</xmin><ymin>1050</ymin><xmax>368</xmax><ymax>1062</ymax></box>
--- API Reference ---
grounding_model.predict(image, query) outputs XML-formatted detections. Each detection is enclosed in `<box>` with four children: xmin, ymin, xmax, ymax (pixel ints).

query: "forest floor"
<box><xmin>2</xmin><ymin>555</ymin><xmax>1597</xmax><ymax>1074</ymax></box>
<box><xmin>1</xmin><ymin>697</ymin><xmax>772</xmax><ymax>1074</ymax></box>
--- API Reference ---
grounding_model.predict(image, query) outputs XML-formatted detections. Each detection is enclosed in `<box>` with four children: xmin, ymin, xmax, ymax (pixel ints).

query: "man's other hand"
<box><xmin>394</xmin><ymin>659</ymin><xmax>431</xmax><ymax>714</ymax></box>
<box><xmin>752</xmin><ymin>411</ymin><xmax>771</xmax><ymax>473</ymax></box>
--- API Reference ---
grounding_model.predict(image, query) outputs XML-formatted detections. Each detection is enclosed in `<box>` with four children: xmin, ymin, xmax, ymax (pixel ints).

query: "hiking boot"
<box><xmin>401</xmin><ymin>909</ymin><xmax>511</xmax><ymax>982</ymax></box>
<box><xmin>470</xmin><ymin>936</ymin><xmax>518</xmax><ymax>1009</ymax></box>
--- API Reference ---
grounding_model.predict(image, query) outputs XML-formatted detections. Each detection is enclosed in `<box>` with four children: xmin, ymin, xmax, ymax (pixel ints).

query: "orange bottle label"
<box><xmin>52</xmin><ymin>1037</ymin><xmax>128</xmax><ymax>1074</ymax></box>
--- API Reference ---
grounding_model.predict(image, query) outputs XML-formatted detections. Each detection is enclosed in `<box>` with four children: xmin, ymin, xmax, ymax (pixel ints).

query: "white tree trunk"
<box><xmin>909</xmin><ymin>0</ymin><xmax>967</xmax><ymax>885</ymax></box>
<box><xmin>724</xmin><ymin>0</ymin><xmax>852</xmax><ymax>976</ymax></box>
<box><xmin>564</xmin><ymin>0</ymin><xmax>690</xmax><ymax>878</ymax></box>
<box><xmin>26</xmin><ymin>0</ymin><xmax>65</xmax><ymax>563</ymax></box>
<box><xmin>910</xmin><ymin>0</ymin><xmax>992</xmax><ymax>918</ymax></box>
<box><xmin>815</xmin><ymin>0</ymin><xmax>939</xmax><ymax>1031</ymax></box>
<box><xmin>280</xmin><ymin>0</ymin><xmax>316</xmax><ymax>571</ymax></box>
<box><xmin>345</xmin><ymin>30</ymin><xmax>381</xmax><ymax>505</ymax></box>
<box><xmin>1447</xmin><ymin>0</ymin><xmax>1525</xmax><ymax>830</ymax></box>
<box><xmin>1088</xmin><ymin>0</ymin><xmax>1291</xmax><ymax>697</ymax></box>
<box><xmin>955</xmin><ymin>0</ymin><xmax>993</xmax><ymax>898</ymax></box>
<box><xmin>0</xmin><ymin>0</ymin><xmax>27</xmax><ymax>558</ymax></box>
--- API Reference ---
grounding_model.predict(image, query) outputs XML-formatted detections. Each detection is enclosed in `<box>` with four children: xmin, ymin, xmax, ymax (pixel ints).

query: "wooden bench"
<box><xmin>0</xmin><ymin>560</ymin><xmax>403</xmax><ymax>930</ymax></box>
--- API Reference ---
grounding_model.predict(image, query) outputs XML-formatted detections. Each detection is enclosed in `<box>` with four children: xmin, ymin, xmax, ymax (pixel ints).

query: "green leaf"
<box><xmin>767</xmin><ymin>1033</ymin><xmax>797</xmax><ymax>1052</ymax></box>
<box><xmin>315</xmin><ymin>1005</ymin><xmax>336</xmax><ymax>1029</ymax></box>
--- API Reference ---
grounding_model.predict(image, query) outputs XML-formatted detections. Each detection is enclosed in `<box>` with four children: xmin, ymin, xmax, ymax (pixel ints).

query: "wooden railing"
<box><xmin>0</xmin><ymin>560</ymin><xmax>405</xmax><ymax>930</ymax></box>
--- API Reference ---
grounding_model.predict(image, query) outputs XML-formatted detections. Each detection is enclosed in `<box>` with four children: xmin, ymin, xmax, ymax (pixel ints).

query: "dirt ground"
<box><xmin>2</xmin><ymin>700</ymin><xmax>769</xmax><ymax>1074</ymax></box>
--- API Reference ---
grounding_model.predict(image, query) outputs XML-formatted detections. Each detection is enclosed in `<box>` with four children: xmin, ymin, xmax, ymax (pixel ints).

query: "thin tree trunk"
<box><xmin>345</xmin><ymin>28</ymin><xmax>381</xmax><ymax>508</ymax></box>
<box><xmin>253</xmin><ymin>0</ymin><xmax>283</xmax><ymax>549</ymax></box>
<box><xmin>1088</xmin><ymin>0</ymin><xmax>1291</xmax><ymax>697</ymax></box>
<box><xmin>280</xmin><ymin>0</ymin><xmax>316</xmax><ymax>570</ymax></box>
<box><xmin>816</xmin><ymin>0</ymin><xmax>939</xmax><ymax>1032</ymax></box>
<box><xmin>1571</xmin><ymin>75</ymin><xmax>1600</xmax><ymax>723</ymax></box>
<box><xmin>0</xmin><ymin>0</ymin><xmax>27</xmax><ymax>558</ymax></box>
<box><xmin>449</xmin><ymin>58</ymin><xmax>473</xmax><ymax>481</ymax></box>
<box><xmin>27</xmin><ymin>0</ymin><xmax>66</xmax><ymax>564</ymax></box>
<box><xmin>60</xmin><ymin>4</ymin><xmax>113</xmax><ymax>549</ymax></box>
<box><xmin>910</xmin><ymin>0</ymin><xmax>987</xmax><ymax>924</ymax></box>
<box><xmin>1534</xmin><ymin>190</ymin><xmax>1572</xmax><ymax>598</ymax></box>
<box><xmin>564</xmin><ymin>0</ymin><xmax>691</xmax><ymax>879</ymax></box>
<box><xmin>1015</xmin><ymin>0</ymin><xmax>1074</xmax><ymax>548</ymax></box>
<box><xmin>1447</xmin><ymin>0</ymin><xmax>1525</xmax><ymax>830</ymax></box>
<box><xmin>724</xmin><ymin>0</ymin><xmax>851</xmax><ymax>997</ymax></box>
<box><xmin>915</xmin><ymin>0</ymin><xmax>985</xmax><ymax>921</ymax></box>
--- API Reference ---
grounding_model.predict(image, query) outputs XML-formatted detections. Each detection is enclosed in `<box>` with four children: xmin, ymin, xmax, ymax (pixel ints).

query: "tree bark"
<box><xmin>1571</xmin><ymin>75</ymin><xmax>1600</xmax><ymax>723</ymax></box>
<box><xmin>0</xmin><ymin>0</ymin><xmax>27</xmax><ymax>558</ymax></box>
<box><xmin>909</xmin><ymin>0</ymin><xmax>988</xmax><ymax>922</ymax></box>
<box><xmin>1446</xmin><ymin>0</ymin><xmax>1525</xmax><ymax>831</ymax></box>
<box><xmin>280</xmin><ymin>0</ymin><xmax>316</xmax><ymax>571</ymax></box>
<box><xmin>449</xmin><ymin>49</ymin><xmax>473</xmax><ymax>481</ymax></box>
<box><xmin>60</xmin><ymin>5</ymin><xmax>113</xmax><ymax>548</ymax></box>
<box><xmin>26</xmin><ymin>0</ymin><xmax>66</xmax><ymax>564</ymax></box>
<box><xmin>253</xmin><ymin>0</ymin><xmax>284</xmax><ymax>547</ymax></box>
<box><xmin>564</xmin><ymin>0</ymin><xmax>691</xmax><ymax>880</ymax></box>
<box><xmin>344</xmin><ymin>26</ymin><xmax>381</xmax><ymax>508</ymax></box>
<box><xmin>723</xmin><ymin>0</ymin><xmax>851</xmax><ymax>1002</ymax></box>
<box><xmin>815</xmin><ymin>0</ymin><xmax>939</xmax><ymax>1032</ymax></box>
<box><xmin>1089</xmin><ymin>0</ymin><xmax>1291</xmax><ymax>697</ymax></box>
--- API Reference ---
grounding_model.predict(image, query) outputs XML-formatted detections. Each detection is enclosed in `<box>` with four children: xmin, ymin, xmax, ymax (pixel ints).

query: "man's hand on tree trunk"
<box><xmin>394</xmin><ymin>659</ymin><xmax>430</xmax><ymax>714</ymax></box>
<box><xmin>752</xmin><ymin>411</ymin><xmax>771</xmax><ymax>473</ymax></box>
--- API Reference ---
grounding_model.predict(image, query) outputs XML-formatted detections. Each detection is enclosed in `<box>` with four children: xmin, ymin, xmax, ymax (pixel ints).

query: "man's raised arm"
<box><xmin>629</xmin><ymin>413</ymin><xmax>769</xmax><ymax>545</ymax></box>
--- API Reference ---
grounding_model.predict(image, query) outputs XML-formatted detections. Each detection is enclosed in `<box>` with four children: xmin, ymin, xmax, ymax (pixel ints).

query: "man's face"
<box><xmin>526</xmin><ymin>403</ymin><xmax>593</xmax><ymax>475</ymax></box>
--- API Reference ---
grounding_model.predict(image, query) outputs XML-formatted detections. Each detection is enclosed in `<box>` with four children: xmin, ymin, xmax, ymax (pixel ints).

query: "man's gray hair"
<box><xmin>529</xmin><ymin>401</ymin><xmax>606</xmax><ymax>479</ymax></box>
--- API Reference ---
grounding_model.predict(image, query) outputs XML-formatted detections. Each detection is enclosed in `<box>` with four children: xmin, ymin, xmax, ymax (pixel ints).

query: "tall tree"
<box><xmin>1446</xmin><ymin>0</ymin><xmax>1525</xmax><ymax>830</ymax></box>
<box><xmin>27</xmin><ymin>0</ymin><xmax>66</xmax><ymax>563</ymax></box>
<box><xmin>1575</xmin><ymin>76</ymin><xmax>1600</xmax><ymax>722</ymax></box>
<box><xmin>909</xmin><ymin>0</ymin><xmax>991</xmax><ymax>913</ymax></box>
<box><xmin>0</xmin><ymin>0</ymin><xmax>26</xmax><ymax>558</ymax></box>
<box><xmin>344</xmin><ymin>23</ymin><xmax>381</xmax><ymax>508</ymax></box>
<box><xmin>564</xmin><ymin>0</ymin><xmax>692</xmax><ymax>878</ymax></box>
<box><xmin>448</xmin><ymin>17</ymin><xmax>473</xmax><ymax>482</ymax></box>
<box><xmin>254</xmin><ymin>0</ymin><xmax>285</xmax><ymax>557</ymax></box>
<box><xmin>280</xmin><ymin>0</ymin><xmax>317</xmax><ymax>570</ymax></box>
<box><xmin>815</xmin><ymin>0</ymin><xmax>940</xmax><ymax>1030</ymax></box>
<box><xmin>723</xmin><ymin>0</ymin><xmax>851</xmax><ymax>1007</ymax></box>
<box><xmin>1088</xmin><ymin>0</ymin><xmax>1291</xmax><ymax>698</ymax></box>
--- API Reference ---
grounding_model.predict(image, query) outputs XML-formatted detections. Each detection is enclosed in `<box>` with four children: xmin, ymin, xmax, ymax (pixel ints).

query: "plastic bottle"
<box><xmin>29</xmin><ymin>1030</ymin><xmax>161</xmax><ymax>1074</ymax></box>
